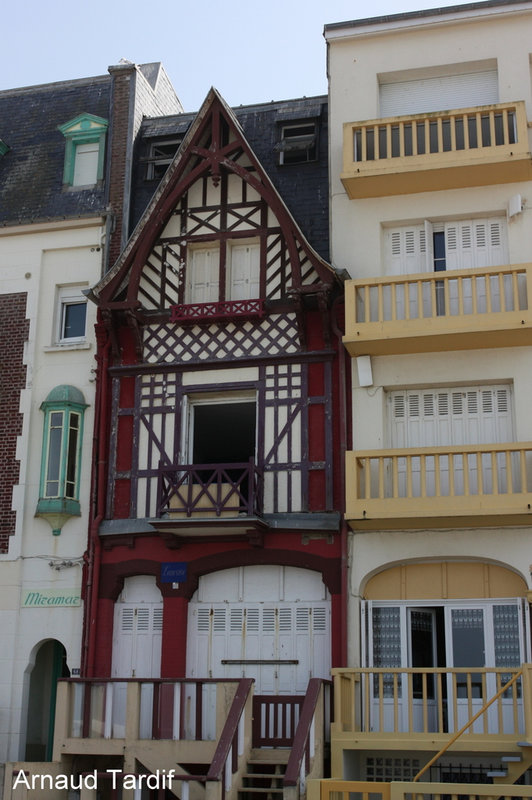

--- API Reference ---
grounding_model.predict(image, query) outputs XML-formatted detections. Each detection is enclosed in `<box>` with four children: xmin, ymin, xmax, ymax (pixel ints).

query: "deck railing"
<box><xmin>314</xmin><ymin>779</ymin><xmax>532</xmax><ymax>800</ymax></box>
<box><xmin>333</xmin><ymin>667</ymin><xmax>524</xmax><ymax>737</ymax></box>
<box><xmin>252</xmin><ymin>694</ymin><xmax>304</xmax><ymax>747</ymax></box>
<box><xmin>346</xmin><ymin>443</ymin><xmax>532</xmax><ymax>525</ymax></box>
<box><xmin>349</xmin><ymin>103</ymin><xmax>523</xmax><ymax>165</ymax></box>
<box><xmin>158</xmin><ymin>459</ymin><xmax>263</xmax><ymax>518</ymax></box>
<box><xmin>347</xmin><ymin>264</ymin><xmax>530</xmax><ymax>326</ymax></box>
<box><xmin>341</xmin><ymin>101</ymin><xmax>531</xmax><ymax>197</ymax></box>
<box><xmin>284</xmin><ymin>680</ymin><xmax>332</xmax><ymax>797</ymax></box>
<box><xmin>62</xmin><ymin>678</ymin><xmax>241</xmax><ymax>741</ymax></box>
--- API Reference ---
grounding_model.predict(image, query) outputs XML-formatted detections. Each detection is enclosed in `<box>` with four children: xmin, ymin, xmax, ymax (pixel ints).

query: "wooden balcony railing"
<box><xmin>158</xmin><ymin>459</ymin><xmax>263</xmax><ymax>518</ymax></box>
<box><xmin>343</xmin><ymin>263</ymin><xmax>532</xmax><ymax>355</ymax></box>
<box><xmin>346</xmin><ymin>443</ymin><xmax>532</xmax><ymax>528</ymax></box>
<box><xmin>61</xmin><ymin>678</ymin><xmax>240</xmax><ymax>742</ymax></box>
<box><xmin>341</xmin><ymin>101</ymin><xmax>532</xmax><ymax>197</ymax></box>
<box><xmin>313</xmin><ymin>779</ymin><xmax>532</xmax><ymax>800</ymax></box>
<box><xmin>332</xmin><ymin>667</ymin><xmax>524</xmax><ymax>738</ymax></box>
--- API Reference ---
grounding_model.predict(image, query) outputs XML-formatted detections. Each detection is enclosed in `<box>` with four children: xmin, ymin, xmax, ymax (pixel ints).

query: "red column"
<box><xmin>94</xmin><ymin>597</ymin><xmax>114</xmax><ymax>676</ymax></box>
<box><xmin>161</xmin><ymin>595</ymin><xmax>188</xmax><ymax>677</ymax></box>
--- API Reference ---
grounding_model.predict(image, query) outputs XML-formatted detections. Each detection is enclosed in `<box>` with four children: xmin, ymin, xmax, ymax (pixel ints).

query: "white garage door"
<box><xmin>187</xmin><ymin>566</ymin><xmax>331</xmax><ymax>694</ymax></box>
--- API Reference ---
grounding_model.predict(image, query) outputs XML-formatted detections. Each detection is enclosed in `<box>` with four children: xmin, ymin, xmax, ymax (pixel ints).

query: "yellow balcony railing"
<box><xmin>343</xmin><ymin>263</ymin><xmax>532</xmax><ymax>355</ymax></box>
<box><xmin>341</xmin><ymin>101</ymin><xmax>532</xmax><ymax>197</ymax></box>
<box><xmin>332</xmin><ymin>667</ymin><xmax>525</xmax><ymax>739</ymax></box>
<box><xmin>346</xmin><ymin>443</ymin><xmax>532</xmax><ymax>528</ymax></box>
<box><xmin>313</xmin><ymin>780</ymin><xmax>532</xmax><ymax>800</ymax></box>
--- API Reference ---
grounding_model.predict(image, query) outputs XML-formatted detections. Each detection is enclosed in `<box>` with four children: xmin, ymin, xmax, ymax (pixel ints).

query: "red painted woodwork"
<box><xmin>171</xmin><ymin>298</ymin><xmax>265</xmax><ymax>322</ymax></box>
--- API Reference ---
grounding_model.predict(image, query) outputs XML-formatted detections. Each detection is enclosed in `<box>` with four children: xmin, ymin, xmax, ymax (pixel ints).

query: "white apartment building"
<box><xmin>324</xmin><ymin>0</ymin><xmax>532</xmax><ymax>789</ymax></box>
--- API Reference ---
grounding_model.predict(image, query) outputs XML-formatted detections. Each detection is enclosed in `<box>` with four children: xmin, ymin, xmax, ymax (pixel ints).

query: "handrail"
<box><xmin>284</xmin><ymin>679</ymin><xmax>329</xmax><ymax>786</ymax></box>
<box><xmin>413</xmin><ymin>668</ymin><xmax>523</xmax><ymax>782</ymax></box>
<box><xmin>206</xmin><ymin>677</ymin><xmax>253</xmax><ymax>781</ymax></box>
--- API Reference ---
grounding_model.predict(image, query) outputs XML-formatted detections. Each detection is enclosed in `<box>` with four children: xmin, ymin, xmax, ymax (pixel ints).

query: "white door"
<box><xmin>187</xmin><ymin>566</ymin><xmax>331</xmax><ymax>694</ymax></box>
<box><xmin>111</xmin><ymin>576</ymin><xmax>163</xmax><ymax>737</ymax></box>
<box><xmin>389</xmin><ymin>384</ymin><xmax>514</xmax><ymax>496</ymax></box>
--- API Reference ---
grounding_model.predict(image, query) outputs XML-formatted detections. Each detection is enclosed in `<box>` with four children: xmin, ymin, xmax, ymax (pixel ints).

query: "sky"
<box><xmin>3</xmin><ymin>0</ymin><xmax>478</xmax><ymax>111</ymax></box>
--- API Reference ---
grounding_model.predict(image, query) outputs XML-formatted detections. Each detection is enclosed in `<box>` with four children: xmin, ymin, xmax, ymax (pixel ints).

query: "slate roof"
<box><xmin>0</xmin><ymin>75</ymin><xmax>111</xmax><ymax>226</ymax></box>
<box><xmin>131</xmin><ymin>95</ymin><xmax>330</xmax><ymax>261</ymax></box>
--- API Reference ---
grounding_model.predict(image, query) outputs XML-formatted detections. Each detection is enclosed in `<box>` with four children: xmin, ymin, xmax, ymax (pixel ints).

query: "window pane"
<box><xmin>46</xmin><ymin>422</ymin><xmax>63</xmax><ymax>497</ymax></box>
<box><xmin>73</xmin><ymin>142</ymin><xmax>99</xmax><ymax>185</ymax></box>
<box><xmin>65</xmin><ymin>413</ymin><xmax>80</xmax><ymax>499</ymax></box>
<box><xmin>62</xmin><ymin>302</ymin><xmax>87</xmax><ymax>339</ymax></box>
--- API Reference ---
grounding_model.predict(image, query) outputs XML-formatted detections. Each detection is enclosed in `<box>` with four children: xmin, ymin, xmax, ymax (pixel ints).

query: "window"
<box><xmin>56</xmin><ymin>287</ymin><xmax>87</xmax><ymax>344</ymax></box>
<box><xmin>145</xmin><ymin>138</ymin><xmax>182</xmax><ymax>180</ymax></box>
<box><xmin>58</xmin><ymin>113</ymin><xmax>108</xmax><ymax>187</ymax></box>
<box><xmin>385</xmin><ymin>217</ymin><xmax>508</xmax><ymax>275</ymax></box>
<box><xmin>277</xmin><ymin>122</ymin><xmax>317</xmax><ymax>165</ymax></box>
<box><xmin>185</xmin><ymin>241</ymin><xmax>261</xmax><ymax>303</ymax></box>
<box><xmin>35</xmin><ymin>386</ymin><xmax>88</xmax><ymax>535</ymax></box>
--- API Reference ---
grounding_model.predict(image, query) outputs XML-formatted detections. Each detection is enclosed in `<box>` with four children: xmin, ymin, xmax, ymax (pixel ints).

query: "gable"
<box><xmin>94</xmin><ymin>90</ymin><xmax>338</xmax><ymax>313</ymax></box>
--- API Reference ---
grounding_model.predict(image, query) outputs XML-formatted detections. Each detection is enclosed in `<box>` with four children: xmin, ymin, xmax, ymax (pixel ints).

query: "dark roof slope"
<box><xmin>0</xmin><ymin>76</ymin><xmax>111</xmax><ymax>225</ymax></box>
<box><xmin>131</xmin><ymin>95</ymin><xmax>330</xmax><ymax>261</ymax></box>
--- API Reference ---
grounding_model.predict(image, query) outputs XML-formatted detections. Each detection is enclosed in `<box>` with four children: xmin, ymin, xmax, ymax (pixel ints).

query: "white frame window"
<box><xmin>278</xmin><ymin>122</ymin><xmax>317</xmax><ymax>165</ymax></box>
<box><xmin>55</xmin><ymin>286</ymin><xmax>88</xmax><ymax>344</ymax></box>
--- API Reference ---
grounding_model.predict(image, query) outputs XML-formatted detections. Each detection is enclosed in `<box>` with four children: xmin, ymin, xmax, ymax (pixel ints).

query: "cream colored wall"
<box><xmin>0</xmin><ymin>219</ymin><xmax>103</xmax><ymax>762</ymax></box>
<box><xmin>327</xmin><ymin>4</ymin><xmax>532</xmax><ymax>670</ymax></box>
<box><xmin>327</xmin><ymin>5</ymin><xmax>532</xmax><ymax>272</ymax></box>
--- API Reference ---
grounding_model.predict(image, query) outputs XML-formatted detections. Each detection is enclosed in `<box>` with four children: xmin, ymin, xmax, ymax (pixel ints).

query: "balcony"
<box><xmin>341</xmin><ymin>101</ymin><xmax>532</xmax><ymax>198</ymax></box>
<box><xmin>346</xmin><ymin>443</ymin><xmax>532</xmax><ymax>529</ymax></box>
<box><xmin>343</xmin><ymin>264</ymin><xmax>532</xmax><ymax>356</ymax></box>
<box><xmin>154</xmin><ymin>461</ymin><xmax>265</xmax><ymax>536</ymax></box>
<box><xmin>331</xmin><ymin>666</ymin><xmax>527</xmax><ymax>743</ymax></box>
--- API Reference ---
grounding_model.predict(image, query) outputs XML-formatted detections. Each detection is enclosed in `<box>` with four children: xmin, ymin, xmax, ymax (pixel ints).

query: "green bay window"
<box><xmin>36</xmin><ymin>386</ymin><xmax>88</xmax><ymax>535</ymax></box>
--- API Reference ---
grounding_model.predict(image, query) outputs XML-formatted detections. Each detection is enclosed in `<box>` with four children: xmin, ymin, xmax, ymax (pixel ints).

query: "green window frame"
<box><xmin>36</xmin><ymin>386</ymin><xmax>88</xmax><ymax>535</ymax></box>
<box><xmin>58</xmin><ymin>113</ymin><xmax>108</xmax><ymax>187</ymax></box>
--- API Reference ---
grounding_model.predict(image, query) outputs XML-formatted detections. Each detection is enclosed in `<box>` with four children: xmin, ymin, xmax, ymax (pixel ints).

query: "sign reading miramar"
<box><xmin>22</xmin><ymin>589</ymin><xmax>81</xmax><ymax>607</ymax></box>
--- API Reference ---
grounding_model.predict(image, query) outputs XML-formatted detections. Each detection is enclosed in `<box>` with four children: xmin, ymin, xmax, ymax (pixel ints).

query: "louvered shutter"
<box><xmin>230</xmin><ymin>242</ymin><xmax>260</xmax><ymax>300</ymax></box>
<box><xmin>390</xmin><ymin>385</ymin><xmax>513</xmax><ymax>496</ymax></box>
<box><xmin>112</xmin><ymin>602</ymin><xmax>163</xmax><ymax>679</ymax></box>
<box><xmin>386</xmin><ymin>225</ymin><xmax>426</xmax><ymax>275</ymax></box>
<box><xmin>187</xmin><ymin>247</ymin><xmax>219</xmax><ymax>303</ymax></box>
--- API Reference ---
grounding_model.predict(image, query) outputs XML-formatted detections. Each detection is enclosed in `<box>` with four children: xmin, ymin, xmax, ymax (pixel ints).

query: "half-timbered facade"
<box><xmin>45</xmin><ymin>89</ymin><xmax>345</xmax><ymax>790</ymax></box>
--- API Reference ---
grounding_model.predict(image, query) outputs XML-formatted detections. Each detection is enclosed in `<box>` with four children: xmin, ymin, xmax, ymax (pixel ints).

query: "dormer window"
<box><xmin>277</xmin><ymin>122</ymin><xmax>317</xmax><ymax>165</ymax></box>
<box><xmin>146</xmin><ymin>138</ymin><xmax>182</xmax><ymax>180</ymax></box>
<box><xmin>58</xmin><ymin>113</ymin><xmax>108</xmax><ymax>187</ymax></box>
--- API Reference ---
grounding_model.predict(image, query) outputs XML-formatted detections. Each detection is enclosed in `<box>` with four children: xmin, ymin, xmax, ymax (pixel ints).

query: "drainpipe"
<box><xmin>331</xmin><ymin>294</ymin><xmax>349</xmax><ymax>667</ymax></box>
<box><xmin>82</xmin><ymin>321</ymin><xmax>111</xmax><ymax>677</ymax></box>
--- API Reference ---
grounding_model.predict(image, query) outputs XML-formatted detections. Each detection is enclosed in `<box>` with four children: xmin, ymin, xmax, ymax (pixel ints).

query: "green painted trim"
<box><xmin>0</xmin><ymin>139</ymin><xmax>9</xmax><ymax>156</ymax></box>
<box><xmin>46</xmin><ymin>643</ymin><xmax>65</xmax><ymax>761</ymax></box>
<box><xmin>58</xmin><ymin>113</ymin><xmax>108</xmax><ymax>186</ymax></box>
<box><xmin>37</xmin><ymin>387</ymin><xmax>87</xmax><ymax>533</ymax></box>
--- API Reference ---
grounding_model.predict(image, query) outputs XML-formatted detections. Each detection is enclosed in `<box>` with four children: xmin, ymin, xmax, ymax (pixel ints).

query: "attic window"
<box><xmin>58</xmin><ymin>113</ymin><xmax>108</xmax><ymax>187</ymax></box>
<box><xmin>276</xmin><ymin>122</ymin><xmax>317</xmax><ymax>165</ymax></box>
<box><xmin>146</xmin><ymin>138</ymin><xmax>182</xmax><ymax>180</ymax></box>
<box><xmin>0</xmin><ymin>139</ymin><xmax>9</xmax><ymax>157</ymax></box>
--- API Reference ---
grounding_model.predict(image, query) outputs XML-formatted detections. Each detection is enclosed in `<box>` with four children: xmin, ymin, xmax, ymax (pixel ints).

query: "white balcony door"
<box><xmin>365</xmin><ymin>599</ymin><xmax>528</xmax><ymax>734</ymax></box>
<box><xmin>384</xmin><ymin>218</ymin><xmax>508</xmax><ymax>319</ymax></box>
<box><xmin>389</xmin><ymin>384</ymin><xmax>513</xmax><ymax>497</ymax></box>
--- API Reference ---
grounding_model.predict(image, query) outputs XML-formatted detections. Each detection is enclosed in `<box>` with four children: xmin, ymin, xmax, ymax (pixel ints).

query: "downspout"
<box><xmin>331</xmin><ymin>294</ymin><xmax>349</xmax><ymax>667</ymax></box>
<box><xmin>81</xmin><ymin>321</ymin><xmax>111</xmax><ymax>677</ymax></box>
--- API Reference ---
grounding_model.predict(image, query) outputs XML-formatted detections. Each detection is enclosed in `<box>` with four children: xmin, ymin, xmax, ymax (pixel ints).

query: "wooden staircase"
<box><xmin>239</xmin><ymin>749</ymin><xmax>289</xmax><ymax>800</ymax></box>
<box><xmin>488</xmin><ymin>742</ymin><xmax>532</xmax><ymax>784</ymax></box>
